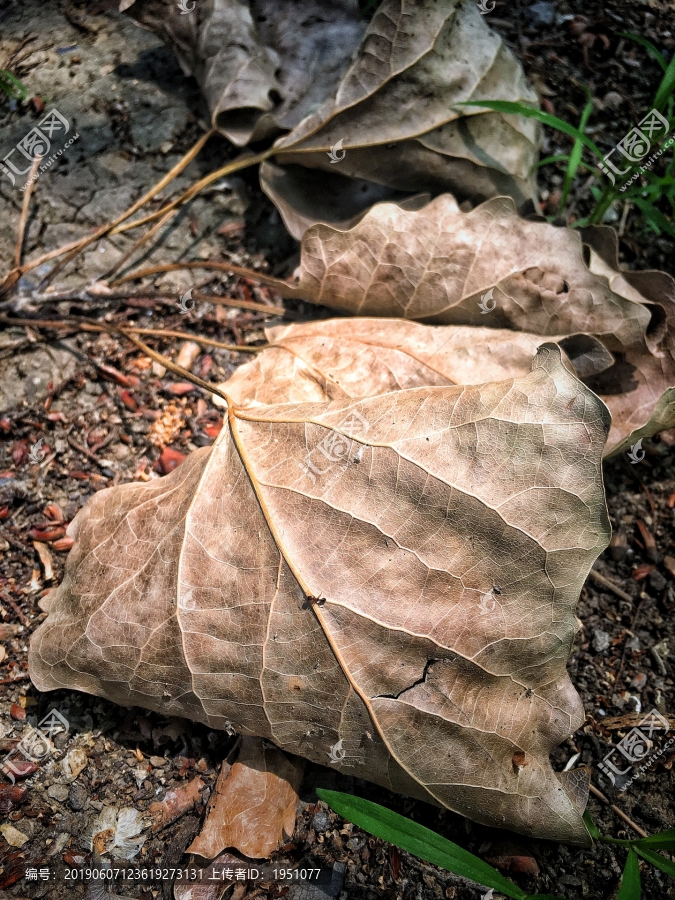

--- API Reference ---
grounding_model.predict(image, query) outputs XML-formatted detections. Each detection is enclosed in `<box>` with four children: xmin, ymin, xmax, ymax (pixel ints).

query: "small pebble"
<box><xmin>526</xmin><ymin>1</ymin><xmax>556</xmax><ymax>27</ymax></box>
<box><xmin>68</xmin><ymin>782</ymin><xmax>88</xmax><ymax>811</ymax></box>
<box><xmin>47</xmin><ymin>783</ymin><xmax>69</xmax><ymax>803</ymax></box>
<box><xmin>631</xmin><ymin>672</ymin><xmax>647</xmax><ymax>690</ymax></box>
<box><xmin>592</xmin><ymin>629</ymin><xmax>611</xmax><ymax>653</ymax></box>
<box><xmin>312</xmin><ymin>810</ymin><xmax>332</xmax><ymax>832</ymax></box>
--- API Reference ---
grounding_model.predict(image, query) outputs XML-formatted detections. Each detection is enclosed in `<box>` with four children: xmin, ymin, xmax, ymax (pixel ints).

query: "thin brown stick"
<box><xmin>105</xmin><ymin>327</ymin><xmax>234</xmax><ymax>404</ymax></box>
<box><xmin>110</xmin><ymin>147</ymin><xmax>276</xmax><ymax>236</ymax></box>
<box><xmin>15</xmin><ymin>156</ymin><xmax>43</xmax><ymax>269</ymax></box>
<box><xmin>111</xmin><ymin>260</ymin><xmax>297</xmax><ymax>298</ymax></box>
<box><xmin>1</xmin><ymin>130</ymin><xmax>215</xmax><ymax>295</ymax></box>
<box><xmin>588</xmin><ymin>569</ymin><xmax>633</xmax><ymax>604</ymax></box>
<box><xmin>124</xmin><ymin>326</ymin><xmax>265</xmax><ymax>352</ymax></box>
<box><xmin>192</xmin><ymin>291</ymin><xmax>284</xmax><ymax>316</ymax></box>
<box><xmin>41</xmin><ymin>130</ymin><xmax>217</xmax><ymax>289</ymax></box>
<box><xmin>104</xmin><ymin>206</ymin><xmax>179</xmax><ymax>282</ymax></box>
<box><xmin>588</xmin><ymin>782</ymin><xmax>648</xmax><ymax>838</ymax></box>
<box><xmin>0</xmin><ymin>316</ymin><xmax>264</xmax><ymax>353</ymax></box>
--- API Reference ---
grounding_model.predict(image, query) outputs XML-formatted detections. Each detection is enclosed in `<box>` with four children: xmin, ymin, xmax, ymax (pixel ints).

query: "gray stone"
<box><xmin>526</xmin><ymin>2</ymin><xmax>556</xmax><ymax>27</ymax></box>
<box><xmin>311</xmin><ymin>809</ymin><xmax>332</xmax><ymax>832</ymax></box>
<box><xmin>592</xmin><ymin>629</ymin><xmax>611</xmax><ymax>653</ymax></box>
<box><xmin>68</xmin><ymin>781</ymin><xmax>88</xmax><ymax>811</ymax></box>
<box><xmin>47</xmin><ymin>783</ymin><xmax>70</xmax><ymax>802</ymax></box>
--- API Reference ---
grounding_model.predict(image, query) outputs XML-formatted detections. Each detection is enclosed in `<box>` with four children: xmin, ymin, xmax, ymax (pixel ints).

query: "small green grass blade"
<box><xmin>617</xmin><ymin>32</ymin><xmax>668</xmax><ymax>72</ymax></box>
<box><xmin>635</xmin><ymin>846</ymin><xmax>675</xmax><ymax>878</ymax></box>
<box><xmin>560</xmin><ymin>93</ymin><xmax>595</xmax><ymax>209</ymax></box>
<box><xmin>654</xmin><ymin>52</ymin><xmax>675</xmax><ymax>112</ymax></box>
<box><xmin>316</xmin><ymin>790</ymin><xmax>533</xmax><ymax>900</ymax></box>
<box><xmin>0</xmin><ymin>69</ymin><xmax>29</xmax><ymax>101</ymax></box>
<box><xmin>617</xmin><ymin>849</ymin><xmax>641</xmax><ymax>900</ymax></box>
<box><xmin>634</xmin><ymin>827</ymin><xmax>675</xmax><ymax>852</ymax></box>
<box><xmin>456</xmin><ymin>100</ymin><xmax>604</xmax><ymax>160</ymax></box>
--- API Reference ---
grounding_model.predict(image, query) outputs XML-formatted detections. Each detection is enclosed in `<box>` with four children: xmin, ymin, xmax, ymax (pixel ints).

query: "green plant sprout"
<box><xmin>317</xmin><ymin>789</ymin><xmax>675</xmax><ymax>900</ymax></box>
<box><xmin>0</xmin><ymin>69</ymin><xmax>29</xmax><ymax>103</ymax></box>
<box><xmin>458</xmin><ymin>33</ymin><xmax>675</xmax><ymax>237</ymax></box>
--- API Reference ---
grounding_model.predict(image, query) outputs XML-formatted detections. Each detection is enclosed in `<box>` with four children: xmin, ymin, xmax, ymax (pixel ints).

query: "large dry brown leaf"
<box><xmin>121</xmin><ymin>0</ymin><xmax>540</xmax><ymax>235</ymax></box>
<box><xmin>30</xmin><ymin>344</ymin><xmax>609</xmax><ymax>846</ymax></box>
<box><xmin>253</xmin><ymin>194</ymin><xmax>674</xmax><ymax>452</ymax></box>
<box><xmin>263</xmin><ymin>0</ymin><xmax>540</xmax><ymax>236</ymax></box>
<box><xmin>188</xmin><ymin>738</ymin><xmax>304</xmax><ymax>859</ymax></box>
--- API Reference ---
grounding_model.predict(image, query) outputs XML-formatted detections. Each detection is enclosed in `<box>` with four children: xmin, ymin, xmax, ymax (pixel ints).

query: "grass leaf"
<box><xmin>634</xmin><ymin>827</ymin><xmax>675</xmax><ymax>852</ymax></box>
<box><xmin>561</xmin><ymin>93</ymin><xmax>595</xmax><ymax>209</ymax></box>
<box><xmin>617</xmin><ymin>849</ymin><xmax>641</xmax><ymax>900</ymax></box>
<box><xmin>583</xmin><ymin>812</ymin><xmax>602</xmax><ymax>841</ymax></box>
<box><xmin>653</xmin><ymin>52</ymin><xmax>675</xmax><ymax>112</ymax></box>
<box><xmin>316</xmin><ymin>789</ymin><xmax>532</xmax><ymax>900</ymax></box>
<box><xmin>635</xmin><ymin>846</ymin><xmax>675</xmax><ymax>878</ymax></box>
<box><xmin>617</xmin><ymin>32</ymin><xmax>668</xmax><ymax>73</ymax></box>
<box><xmin>456</xmin><ymin>100</ymin><xmax>604</xmax><ymax>161</ymax></box>
<box><xmin>0</xmin><ymin>69</ymin><xmax>29</xmax><ymax>101</ymax></box>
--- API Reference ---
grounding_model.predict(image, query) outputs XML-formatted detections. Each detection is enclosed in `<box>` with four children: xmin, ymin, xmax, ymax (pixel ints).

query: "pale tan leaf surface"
<box><xmin>188</xmin><ymin>738</ymin><xmax>304</xmax><ymax>859</ymax></box>
<box><xmin>216</xmin><ymin>317</ymin><xmax>613</xmax><ymax>411</ymax></box>
<box><xmin>260</xmin><ymin>194</ymin><xmax>673</xmax><ymax>452</ymax></box>
<box><xmin>30</xmin><ymin>346</ymin><xmax>609</xmax><ymax>845</ymax></box>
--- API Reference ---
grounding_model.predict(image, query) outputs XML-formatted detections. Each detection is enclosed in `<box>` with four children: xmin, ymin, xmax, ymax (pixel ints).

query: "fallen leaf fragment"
<box><xmin>483</xmin><ymin>839</ymin><xmax>540</xmax><ymax>875</ymax></box>
<box><xmin>148</xmin><ymin>777</ymin><xmax>205</xmax><ymax>832</ymax></box>
<box><xmin>0</xmin><ymin>624</ymin><xmax>23</xmax><ymax>639</ymax></box>
<box><xmin>188</xmin><ymin>737</ymin><xmax>304</xmax><ymax>859</ymax></box>
<box><xmin>0</xmin><ymin>823</ymin><xmax>30</xmax><ymax>847</ymax></box>
<box><xmin>53</xmin><ymin>536</ymin><xmax>75</xmax><ymax>552</ymax></box>
<box><xmin>62</xmin><ymin>746</ymin><xmax>89</xmax><ymax>780</ymax></box>
<box><xmin>31</xmin><ymin>345</ymin><xmax>608</xmax><ymax>845</ymax></box>
<box><xmin>33</xmin><ymin>541</ymin><xmax>54</xmax><ymax>581</ymax></box>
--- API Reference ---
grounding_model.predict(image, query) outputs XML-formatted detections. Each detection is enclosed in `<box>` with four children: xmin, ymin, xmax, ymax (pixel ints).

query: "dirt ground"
<box><xmin>0</xmin><ymin>1</ymin><xmax>674</xmax><ymax>899</ymax></box>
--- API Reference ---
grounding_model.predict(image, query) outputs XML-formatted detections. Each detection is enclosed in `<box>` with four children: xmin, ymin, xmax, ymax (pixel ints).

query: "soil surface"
<box><xmin>0</xmin><ymin>2</ymin><xmax>674</xmax><ymax>900</ymax></box>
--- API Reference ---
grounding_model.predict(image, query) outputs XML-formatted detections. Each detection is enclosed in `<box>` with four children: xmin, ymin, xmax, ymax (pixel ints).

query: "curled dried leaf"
<box><xmin>31</xmin><ymin>345</ymin><xmax>608</xmax><ymax>845</ymax></box>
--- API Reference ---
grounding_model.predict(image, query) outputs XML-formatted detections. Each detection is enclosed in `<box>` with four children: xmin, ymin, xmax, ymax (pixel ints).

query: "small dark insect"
<box><xmin>525</xmin><ymin>688</ymin><xmax>533</xmax><ymax>698</ymax></box>
<box><xmin>493</xmin><ymin>585</ymin><xmax>502</xmax><ymax>595</ymax></box>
